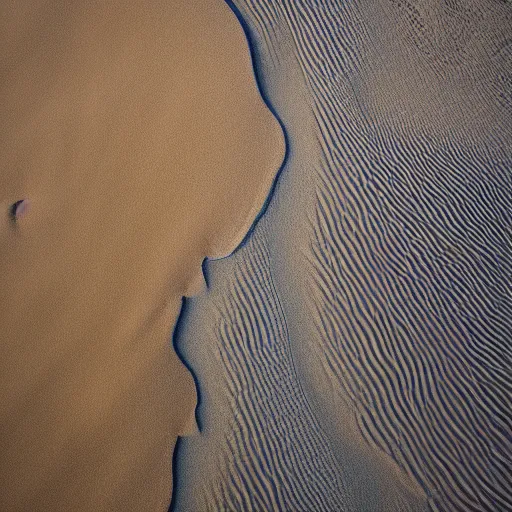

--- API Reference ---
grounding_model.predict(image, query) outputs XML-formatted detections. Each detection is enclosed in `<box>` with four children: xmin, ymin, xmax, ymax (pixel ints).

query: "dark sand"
<box><xmin>0</xmin><ymin>1</ymin><xmax>284</xmax><ymax>510</ymax></box>
<box><xmin>172</xmin><ymin>1</ymin><xmax>512</xmax><ymax>511</ymax></box>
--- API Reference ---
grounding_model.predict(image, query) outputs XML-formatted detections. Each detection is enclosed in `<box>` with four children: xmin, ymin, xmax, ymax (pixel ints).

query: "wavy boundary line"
<box><xmin>169</xmin><ymin>1</ymin><xmax>290</xmax><ymax>510</ymax></box>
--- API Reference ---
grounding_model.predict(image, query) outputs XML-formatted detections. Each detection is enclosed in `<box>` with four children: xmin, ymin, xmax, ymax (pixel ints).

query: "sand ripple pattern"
<box><xmin>310</xmin><ymin>135</ymin><xmax>512</xmax><ymax>511</ymax></box>
<box><xmin>175</xmin><ymin>0</ymin><xmax>512</xmax><ymax>510</ymax></box>
<box><xmin>210</xmin><ymin>236</ymin><xmax>350</xmax><ymax>511</ymax></box>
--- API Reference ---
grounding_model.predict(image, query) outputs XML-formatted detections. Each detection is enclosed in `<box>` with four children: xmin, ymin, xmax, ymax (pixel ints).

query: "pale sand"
<box><xmin>0</xmin><ymin>1</ymin><xmax>284</xmax><ymax>510</ymax></box>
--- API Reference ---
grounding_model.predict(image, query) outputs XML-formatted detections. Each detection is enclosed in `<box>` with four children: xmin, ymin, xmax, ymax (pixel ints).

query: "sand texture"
<box><xmin>2</xmin><ymin>0</ymin><xmax>511</xmax><ymax>511</ymax></box>
<box><xmin>172</xmin><ymin>1</ymin><xmax>512</xmax><ymax>511</ymax></box>
<box><xmin>0</xmin><ymin>1</ymin><xmax>284</xmax><ymax>510</ymax></box>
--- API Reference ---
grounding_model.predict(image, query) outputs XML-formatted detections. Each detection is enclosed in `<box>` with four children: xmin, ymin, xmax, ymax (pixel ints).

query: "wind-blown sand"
<box><xmin>0</xmin><ymin>1</ymin><xmax>284</xmax><ymax>510</ymax></box>
<box><xmin>3</xmin><ymin>1</ymin><xmax>511</xmax><ymax>511</ymax></box>
<box><xmin>173</xmin><ymin>1</ymin><xmax>512</xmax><ymax>511</ymax></box>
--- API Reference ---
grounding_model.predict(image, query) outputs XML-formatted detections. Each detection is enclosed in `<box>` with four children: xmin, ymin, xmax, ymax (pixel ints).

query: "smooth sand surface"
<box><xmin>0</xmin><ymin>1</ymin><xmax>284</xmax><ymax>510</ymax></box>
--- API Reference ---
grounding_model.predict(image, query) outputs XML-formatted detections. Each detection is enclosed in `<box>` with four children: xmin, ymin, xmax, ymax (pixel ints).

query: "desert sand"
<box><xmin>0</xmin><ymin>1</ymin><xmax>284</xmax><ymax>510</ymax></box>
<box><xmin>2</xmin><ymin>0</ymin><xmax>511</xmax><ymax>511</ymax></box>
<box><xmin>173</xmin><ymin>1</ymin><xmax>512</xmax><ymax>511</ymax></box>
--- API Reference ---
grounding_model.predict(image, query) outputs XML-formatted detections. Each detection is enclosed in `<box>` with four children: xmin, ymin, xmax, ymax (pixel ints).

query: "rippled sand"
<box><xmin>0</xmin><ymin>1</ymin><xmax>284</xmax><ymax>510</ymax></box>
<box><xmin>173</xmin><ymin>1</ymin><xmax>512</xmax><ymax>511</ymax></box>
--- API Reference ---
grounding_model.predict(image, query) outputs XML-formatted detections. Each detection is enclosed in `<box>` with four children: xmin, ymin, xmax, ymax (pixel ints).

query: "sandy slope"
<box><xmin>0</xmin><ymin>1</ymin><xmax>284</xmax><ymax>510</ymax></box>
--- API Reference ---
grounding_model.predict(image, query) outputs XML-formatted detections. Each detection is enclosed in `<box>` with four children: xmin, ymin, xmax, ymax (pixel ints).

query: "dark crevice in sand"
<box><xmin>169</xmin><ymin>298</ymin><xmax>199</xmax><ymax>512</ymax></box>
<box><xmin>209</xmin><ymin>0</ymin><xmax>290</xmax><ymax>258</ymax></box>
<box><xmin>172</xmin><ymin>297</ymin><xmax>203</xmax><ymax>433</ymax></box>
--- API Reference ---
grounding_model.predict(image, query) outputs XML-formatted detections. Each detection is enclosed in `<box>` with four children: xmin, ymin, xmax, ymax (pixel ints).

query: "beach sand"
<box><xmin>0</xmin><ymin>1</ymin><xmax>284</xmax><ymax>510</ymax></box>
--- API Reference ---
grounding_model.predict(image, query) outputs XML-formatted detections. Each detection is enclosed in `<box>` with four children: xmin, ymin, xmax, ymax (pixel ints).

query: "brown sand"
<box><xmin>0</xmin><ymin>1</ymin><xmax>284</xmax><ymax>510</ymax></box>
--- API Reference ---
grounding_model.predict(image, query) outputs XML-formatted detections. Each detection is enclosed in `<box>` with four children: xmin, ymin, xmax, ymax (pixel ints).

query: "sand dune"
<box><xmin>173</xmin><ymin>1</ymin><xmax>512</xmax><ymax>511</ymax></box>
<box><xmin>3</xmin><ymin>0</ymin><xmax>510</xmax><ymax>510</ymax></box>
<box><xmin>0</xmin><ymin>1</ymin><xmax>284</xmax><ymax>510</ymax></box>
